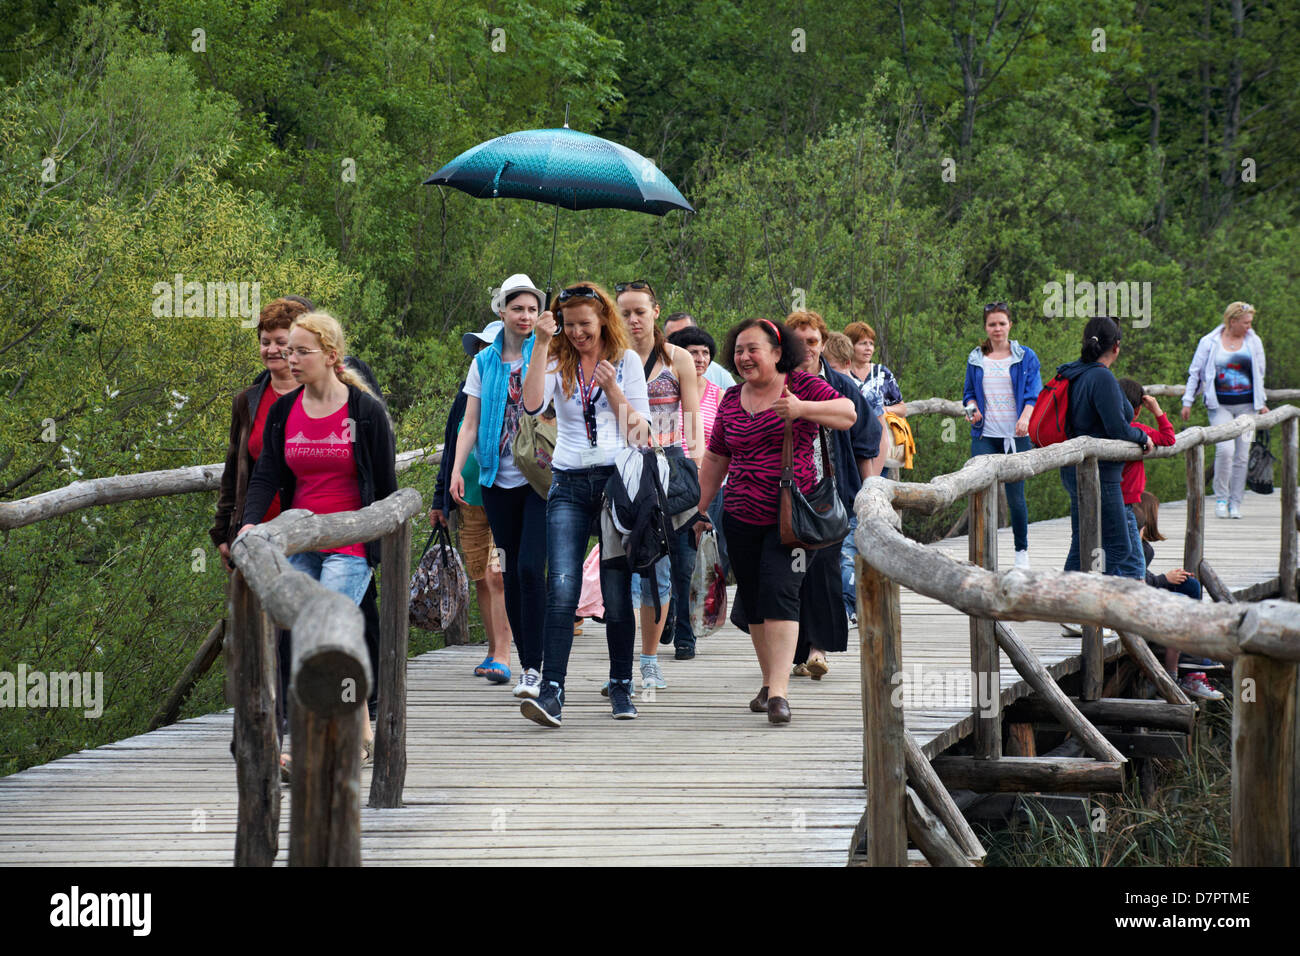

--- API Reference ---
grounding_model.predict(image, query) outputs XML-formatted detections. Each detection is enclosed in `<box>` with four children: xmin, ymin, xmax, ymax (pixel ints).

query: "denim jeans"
<box><xmin>1059</xmin><ymin>466</ymin><xmax>1129</xmax><ymax>576</ymax></box>
<box><xmin>970</xmin><ymin>434</ymin><xmax>1031</xmax><ymax>552</ymax></box>
<box><xmin>1116</xmin><ymin>504</ymin><xmax>1146</xmax><ymax>579</ymax></box>
<box><xmin>707</xmin><ymin>486</ymin><xmax>730</xmax><ymax>579</ymax></box>
<box><xmin>287</xmin><ymin>551</ymin><xmax>373</xmax><ymax>604</ymax></box>
<box><xmin>543</xmin><ymin>467</ymin><xmax>635</xmax><ymax>688</ymax></box>
<box><xmin>1209</xmin><ymin>402</ymin><xmax>1254</xmax><ymax>507</ymax></box>
<box><xmin>667</xmin><ymin>522</ymin><xmax>697</xmax><ymax>652</ymax></box>
<box><xmin>840</xmin><ymin>513</ymin><xmax>859</xmax><ymax>618</ymax></box>
<box><xmin>480</xmin><ymin>483</ymin><xmax>548</xmax><ymax>671</ymax></box>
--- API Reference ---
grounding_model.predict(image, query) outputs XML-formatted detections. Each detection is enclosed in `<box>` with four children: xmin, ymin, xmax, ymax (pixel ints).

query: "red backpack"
<box><xmin>1028</xmin><ymin>376</ymin><xmax>1072</xmax><ymax>447</ymax></box>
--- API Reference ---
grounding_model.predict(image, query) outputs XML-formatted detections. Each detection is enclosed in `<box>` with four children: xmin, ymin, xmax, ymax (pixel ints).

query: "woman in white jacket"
<box><xmin>1180</xmin><ymin>301</ymin><xmax>1267</xmax><ymax>519</ymax></box>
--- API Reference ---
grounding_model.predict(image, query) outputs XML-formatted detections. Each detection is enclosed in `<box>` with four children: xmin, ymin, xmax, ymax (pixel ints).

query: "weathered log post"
<box><xmin>1281</xmin><ymin>418</ymin><xmax>1297</xmax><ymax>602</ymax></box>
<box><xmin>370</xmin><ymin>519</ymin><xmax>411</xmax><ymax>808</ymax></box>
<box><xmin>1231</xmin><ymin>653</ymin><xmax>1297</xmax><ymax>866</ymax></box>
<box><xmin>857</xmin><ymin>554</ymin><xmax>907</xmax><ymax>866</ymax></box>
<box><xmin>229</xmin><ymin>572</ymin><xmax>280</xmax><ymax>867</ymax></box>
<box><xmin>1185</xmin><ymin>444</ymin><xmax>1205</xmax><ymax>578</ymax></box>
<box><xmin>1077</xmin><ymin>456</ymin><xmax>1104</xmax><ymax>701</ymax></box>
<box><xmin>288</xmin><ymin>593</ymin><xmax>370</xmax><ymax>867</ymax></box>
<box><xmin>968</xmin><ymin>486</ymin><xmax>1000</xmax><ymax>759</ymax></box>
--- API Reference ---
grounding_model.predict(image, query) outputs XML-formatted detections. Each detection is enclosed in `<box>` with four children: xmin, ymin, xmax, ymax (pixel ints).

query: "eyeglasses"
<box><xmin>983</xmin><ymin>302</ymin><xmax>1009</xmax><ymax>314</ymax></box>
<box><xmin>615</xmin><ymin>279</ymin><xmax>657</xmax><ymax>300</ymax></box>
<box><xmin>556</xmin><ymin>285</ymin><xmax>600</xmax><ymax>304</ymax></box>
<box><xmin>279</xmin><ymin>347</ymin><xmax>323</xmax><ymax>358</ymax></box>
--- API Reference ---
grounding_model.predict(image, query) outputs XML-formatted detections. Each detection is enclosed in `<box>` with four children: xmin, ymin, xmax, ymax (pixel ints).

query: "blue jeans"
<box><xmin>1059</xmin><ymin>467</ymin><xmax>1129</xmax><ymax>576</ymax></box>
<box><xmin>1116</xmin><ymin>504</ymin><xmax>1146</xmax><ymax>580</ymax></box>
<box><xmin>840</xmin><ymin>513</ymin><xmax>859</xmax><ymax>618</ymax></box>
<box><xmin>706</xmin><ymin>485</ymin><xmax>730</xmax><ymax>578</ymax></box>
<box><xmin>480</xmin><ymin>483</ymin><xmax>548</xmax><ymax>671</ymax></box>
<box><xmin>631</xmin><ymin>552</ymin><xmax>673</xmax><ymax>607</ymax></box>
<box><xmin>970</xmin><ymin>435</ymin><xmax>1031</xmax><ymax>552</ymax></box>
<box><xmin>1155</xmin><ymin>574</ymin><xmax>1202</xmax><ymax>601</ymax></box>
<box><xmin>543</xmin><ymin>467</ymin><xmax>635</xmax><ymax>688</ymax></box>
<box><xmin>287</xmin><ymin>551</ymin><xmax>373</xmax><ymax>604</ymax></box>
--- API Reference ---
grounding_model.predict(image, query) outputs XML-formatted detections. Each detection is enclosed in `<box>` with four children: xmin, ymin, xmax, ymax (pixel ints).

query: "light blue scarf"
<box><xmin>474</xmin><ymin>330</ymin><xmax>535</xmax><ymax>487</ymax></box>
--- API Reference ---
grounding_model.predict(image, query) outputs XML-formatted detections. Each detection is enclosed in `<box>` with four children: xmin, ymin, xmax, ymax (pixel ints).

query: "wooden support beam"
<box><xmin>1077</xmin><ymin>457</ymin><xmax>1104</xmax><ymax>701</ymax></box>
<box><xmin>1232</xmin><ymin>653</ymin><xmax>1297</xmax><ymax>866</ymax></box>
<box><xmin>857</xmin><ymin>555</ymin><xmax>907</xmax><ymax>866</ymax></box>
<box><xmin>1007</xmin><ymin>696</ymin><xmax>1195</xmax><ymax>733</ymax></box>
<box><xmin>903</xmin><ymin>731</ymin><xmax>985</xmax><ymax>861</ymax></box>
<box><xmin>1005</xmin><ymin>723</ymin><xmax>1036</xmax><ymax>757</ymax></box>
<box><xmin>1118</xmin><ymin>630</ymin><xmax>1192</xmax><ymax>706</ymax></box>
<box><xmin>370</xmin><ymin>521</ymin><xmax>411</xmax><ymax>809</ymax></box>
<box><xmin>149</xmin><ymin>618</ymin><xmax>225</xmax><ymax>731</ymax></box>
<box><xmin>1104</xmin><ymin>731</ymin><xmax>1190</xmax><ymax>759</ymax></box>
<box><xmin>1282</xmin><ymin>418</ymin><xmax>1298</xmax><ymax>602</ymax></box>
<box><xmin>1198</xmin><ymin>560</ymin><xmax>1236</xmax><ymax>604</ymax></box>
<box><xmin>969</xmin><ymin>487</ymin><xmax>1000</xmax><ymax>759</ymax></box>
<box><xmin>289</xmin><ymin>702</ymin><xmax>363</xmax><ymax>867</ymax></box>
<box><xmin>994</xmin><ymin>622</ymin><xmax>1125</xmax><ymax>763</ymax></box>
<box><xmin>229</xmin><ymin>573</ymin><xmax>280</xmax><ymax>867</ymax></box>
<box><xmin>905</xmin><ymin>786</ymin><xmax>977</xmax><ymax>867</ymax></box>
<box><xmin>1184</xmin><ymin>444</ymin><xmax>1205</xmax><ymax>575</ymax></box>
<box><xmin>932</xmin><ymin>756</ymin><xmax>1125</xmax><ymax>793</ymax></box>
<box><xmin>960</xmin><ymin>793</ymin><xmax>1092</xmax><ymax>827</ymax></box>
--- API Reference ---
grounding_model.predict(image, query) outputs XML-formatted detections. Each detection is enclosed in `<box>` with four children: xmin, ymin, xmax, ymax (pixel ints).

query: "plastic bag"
<box><xmin>576</xmin><ymin>543</ymin><xmax>604</xmax><ymax>619</ymax></box>
<box><xmin>408</xmin><ymin>527</ymin><xmax>469</xmax><ymax>631</ymax></box>
<box><xmin>690</xmin><ymin>529</ymin><xmax>727</xmax><ymax>638</ymax></box>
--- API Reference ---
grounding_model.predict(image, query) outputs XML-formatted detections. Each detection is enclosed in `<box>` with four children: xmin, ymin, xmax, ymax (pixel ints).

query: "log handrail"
<box><xmin>853</xmin><ymin>403</ymin><xmax>1300</xmax><ymax>867</ymax></box>
<box><xmin>901</xmin><ymin>385</ymin><xmax>1300</xmax><ymax>419</ymax></box>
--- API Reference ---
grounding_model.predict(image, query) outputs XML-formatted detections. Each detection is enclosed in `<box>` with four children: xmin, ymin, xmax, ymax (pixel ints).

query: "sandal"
<box><xmin>361</xmin><ymin>739</ymin><xmax>374</xmax><ymax>767</ymax></box>
<box><xmin>473</xmin><ymin>655</ymin><xmax>493</xmax><ymax>677</ymax></box>
<box><xmin>279</xmin><ymin>752</ymin><xmax>292</xmax><ymax>783</ymax></box>
<box><xmin>806</xmin><ymin>658</ymin><xmax>829</xmax><ymax>681</ymax></box>
<box><xmin>482</xmin><ymin>661</ymin><xmax>512</xmax><ymax>684</ymax></box>
<box><xmin>792</xmin><ymin>663</ymin><xmax>810</xmax><ymax>677</ymax></box>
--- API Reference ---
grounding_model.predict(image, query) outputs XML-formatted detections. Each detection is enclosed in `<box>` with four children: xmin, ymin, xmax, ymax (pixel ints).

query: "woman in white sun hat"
<box><xmin>449</xmin><ymin>274</ymin><xmax>552</xmax><ymax>699</ymax></box>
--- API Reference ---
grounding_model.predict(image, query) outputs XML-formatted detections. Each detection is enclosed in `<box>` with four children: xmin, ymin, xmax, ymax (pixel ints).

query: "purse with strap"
<box><xmin>1247</xmin><ymin>428</ymin><xmax>1275</xmax><ymax>495</ymax></box>
<box><xmin>512</xmin><ymin>412</ymin><xmax>556</xmax><ymax>498</ymax></box>
<box><xmin>778</xmin><ymin>418</ymin><xmax>850</xmax><ymax>551</ymax></box>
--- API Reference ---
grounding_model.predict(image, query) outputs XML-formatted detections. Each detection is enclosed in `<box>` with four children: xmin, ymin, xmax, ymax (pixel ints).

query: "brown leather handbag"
<box><xmin>778</xmin><ymin>419</ymin><xmax>850</xmax><ymax>550</ymax></box>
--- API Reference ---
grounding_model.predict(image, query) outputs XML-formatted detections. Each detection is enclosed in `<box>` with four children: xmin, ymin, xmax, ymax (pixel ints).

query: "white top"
<box><xmin>463</xmin><ymin>356</ymin><xmax>529</xmax><ymax>489</ymax></box>
<box><xmin>539</xmin><ymin>349</ymin><xmax>651</xmax><ymax>469</ymax></box>
<box><xmin>704</xmin><ymin>361</ymin><xmax>735</xmax><ymax>390</ymax></box>
<box><xmin>980</xmin><ymin>354</ymin><xmax>1018</xmax><ymax>439</ymax></box>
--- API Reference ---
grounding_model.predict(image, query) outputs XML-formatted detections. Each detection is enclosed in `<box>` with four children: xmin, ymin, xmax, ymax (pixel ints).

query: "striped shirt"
<box><xmin>707</xmin><ymin>370</ymin><xmax>841</xmax><ymax>525</ymax></box>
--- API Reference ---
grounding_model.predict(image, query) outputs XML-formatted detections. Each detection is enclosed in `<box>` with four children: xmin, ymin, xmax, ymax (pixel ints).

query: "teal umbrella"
<box><xmin>424</xmin><ymin>124</ymin><xmax>693</xmax><ymax>293</ymax></box>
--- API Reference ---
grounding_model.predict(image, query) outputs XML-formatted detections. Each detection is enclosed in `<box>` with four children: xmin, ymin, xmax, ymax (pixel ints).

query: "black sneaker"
<box><xmin>674</xmin><ymin>645</ymin><xmax>695</xmax><ymax>661</ymax></box>
<box><xmin>607</xmin><ymin>679</ymin><xmax>638</xmax><ymax>719</ymax></box>
<box><xmin>521</xmin><ymin>681</ymin><xmax>564</xmax><ymax>727</ymax></box>
<box><xmin>1178</xmin><ymin>654</ymin><xmax>1227</xmax><ymax>673</ymax></box>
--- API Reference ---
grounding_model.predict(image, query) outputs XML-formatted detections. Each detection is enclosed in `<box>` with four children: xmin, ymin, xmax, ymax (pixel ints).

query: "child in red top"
<box><xmin>1116</xmin><ymin>379</ymin><xmax>1177</xmax><ymax>580</ymax></box>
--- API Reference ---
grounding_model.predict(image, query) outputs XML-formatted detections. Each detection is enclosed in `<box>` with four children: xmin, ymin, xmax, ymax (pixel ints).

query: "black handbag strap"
<box><xmin>782</xmin><ymin>418</ymin><xmax>836</xmax><ymax>482</ymax></box>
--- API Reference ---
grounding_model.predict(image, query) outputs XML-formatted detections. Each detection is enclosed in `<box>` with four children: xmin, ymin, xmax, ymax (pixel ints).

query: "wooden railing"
<box><xmin>851</xmin><ymin>403</ymin><xmax>1300</xmax><ymax>867</ymax></box>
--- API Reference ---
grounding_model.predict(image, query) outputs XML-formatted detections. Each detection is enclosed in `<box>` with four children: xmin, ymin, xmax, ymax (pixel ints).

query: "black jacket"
<box><xmin>821</xmin><ymin>360</ymin><xmax>881</xmax><ymax>512</ymax></box>
<box><xmin>431</xmin><ymin>385</ymin><xmax>470</xmax><ymax>515</ymax></box>
<box><xmin>243</xmin><ymin>384</ymin><xmax>398</xmax><ymax>567</ymax></box>
<box><xmin>1056</xmin><ymin>360</ymin><xmax>1148</xmax><ymax>482</ymax></box>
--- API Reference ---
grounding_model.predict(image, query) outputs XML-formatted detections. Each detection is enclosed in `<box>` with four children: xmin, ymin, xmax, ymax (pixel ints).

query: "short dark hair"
<box><xmin>663</xmin><ymin>312</ymin><xmax>694</xmax><ymax>329</ymax></box>
<box><xmin>1081</xmin><ymin>316</ymin><xmax>1121</xmax><ymax>363</ymax></box>
<box><xmin>1118</xmin><ymin>377</ymin><xmax>1144</xmax><ymax>412</ymax></box>
<box><xmin>504</xmin><ymin>289</ymin><xmax>542</xmax><ymax>310</ymax></box>
<box><xmin>668</xmin><ymin>326</ymin><xmax>715</xmax><ymax>362</ymax></box>
<box><xmin>721</xmin><ymin>318</ymin><xmax>806</xmax><ymax>374</ymax></box>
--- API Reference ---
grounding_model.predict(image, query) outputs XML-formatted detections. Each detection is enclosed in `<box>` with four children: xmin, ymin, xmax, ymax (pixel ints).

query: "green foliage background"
<box><xmin>1</xmin><ymin>1</ymin><xmax>1296</xmax><ymax>773</ymax></box>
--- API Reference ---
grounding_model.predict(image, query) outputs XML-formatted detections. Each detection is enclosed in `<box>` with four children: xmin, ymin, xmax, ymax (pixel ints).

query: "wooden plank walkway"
<box><xmin>0</xmin><ymin>492</ymin><xmax>1285</xmax><ymax>865</ymax></box>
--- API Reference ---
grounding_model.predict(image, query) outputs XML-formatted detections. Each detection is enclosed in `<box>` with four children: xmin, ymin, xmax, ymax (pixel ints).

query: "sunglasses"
<box><xmin>983</xmin><ymin>302</ymin><xmax>1009</xmax><ymax>314</ymax></box>
<box><xmin>615</xmin><ymin>279</ymin><xmax>657</xmax><ymax>299</ymax></box>
<box><xmin>557</xmin><ymin>285</ymin><xmax>600</xmax><ymax>304</ymax></box>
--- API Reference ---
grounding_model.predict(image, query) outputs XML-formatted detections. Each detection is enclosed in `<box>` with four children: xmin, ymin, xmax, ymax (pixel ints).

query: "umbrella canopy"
<box><xmin>424</xmin><ymin>127</ymin><xmax>694</xmax><ymax>216</ymax></box>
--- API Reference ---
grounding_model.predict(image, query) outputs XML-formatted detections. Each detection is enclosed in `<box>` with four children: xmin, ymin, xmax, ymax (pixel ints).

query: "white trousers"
<box><xmin>1209</xmin><ymin>403</ymin><xmax>1255</xmax><ymax>506</ymax></box>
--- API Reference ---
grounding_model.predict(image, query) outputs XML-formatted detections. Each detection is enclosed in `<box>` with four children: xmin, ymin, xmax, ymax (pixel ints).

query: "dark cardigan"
<box><xmin>242</xmin><ymin>384</ymin><xmax>398</xmax><ymax>567</ymax></box>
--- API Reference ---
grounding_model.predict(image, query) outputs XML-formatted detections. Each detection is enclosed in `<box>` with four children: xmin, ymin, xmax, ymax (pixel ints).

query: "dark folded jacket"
<box><xmin>243</xmin><ymin>384</ymin><xmax>398</xmax><ymax>567</ymax></box>
<box><xmin>821</xmin><ymin>360</ymin><xmax>880</xmax><ymax>512</ymax></box>
<box><xmin>431</xmin><ymin>385</ymin><xmax>469</xmax><ymax>516</ymax></box>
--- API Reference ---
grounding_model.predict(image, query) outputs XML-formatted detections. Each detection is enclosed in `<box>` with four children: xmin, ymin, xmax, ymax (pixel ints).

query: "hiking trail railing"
<box><xmin>852</xmin><ymin>395</ymin><xmax>1300</xmax><ymax>867</ymax></box>
<box><xmin>0</xmin><ymin>447</ymin><xmax>442</xmax><ymax>866</ymax></box>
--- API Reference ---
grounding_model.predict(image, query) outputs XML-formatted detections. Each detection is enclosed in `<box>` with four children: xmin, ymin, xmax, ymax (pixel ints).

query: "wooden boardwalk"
<box><xmin>0</xmin><ymin>493</ymin><xmax>1282</xmax><ymax>866</ymax></box>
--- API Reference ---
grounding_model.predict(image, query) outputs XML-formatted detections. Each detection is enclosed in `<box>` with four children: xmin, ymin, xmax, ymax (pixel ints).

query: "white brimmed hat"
<box><xmin>462</xmin><ymin>319</ymin><xmax>504</xmax><ymax>356</ymax></box>
<box><xmin>493</xmin><ymin>273</ymin><xmax>545</xmax><ymax>313</ymax></box>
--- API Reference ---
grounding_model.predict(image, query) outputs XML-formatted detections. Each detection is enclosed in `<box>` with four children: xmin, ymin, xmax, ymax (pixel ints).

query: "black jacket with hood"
<box><xmin>1055</xmin><ymin>359</ymin><xmax>1149</xmax><ymax>482</ymax></box>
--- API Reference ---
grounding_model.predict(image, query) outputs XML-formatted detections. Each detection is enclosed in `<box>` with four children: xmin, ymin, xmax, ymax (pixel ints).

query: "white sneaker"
<box><xmin>1228</xmin><ymin>502</ymin><xmax>1242</xmax><ymax>519</ymax></box>
<box><xmin>1014</xmin><ymin>550</ymin><xmax>1030</xmax><ymax>570</ymax></box>
<box><xmin>1215</xmin><ymin>500</ymin><xmax>1228</xmax><ymax>519</ymax></box>
<box><xmin>513</xmin><ymin>667</ymin><xmax>542</xmax><ymax>699</ymax></box>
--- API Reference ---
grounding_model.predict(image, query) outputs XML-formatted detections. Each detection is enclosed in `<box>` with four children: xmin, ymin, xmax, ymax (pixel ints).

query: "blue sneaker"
<box><xmin>607</xmin><ymin>679</ymin><xmax>638</xmax><ymax>719</ymax></box>
<box><xmin>521</xmin><ymin>681</ymin><xmax>563</xmax><ymax>727</ymax></box>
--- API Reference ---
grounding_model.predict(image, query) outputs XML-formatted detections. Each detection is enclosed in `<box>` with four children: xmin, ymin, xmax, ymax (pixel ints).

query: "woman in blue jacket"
<box><xmin>962</xmin><ymin>304</ymin><xmax>1042</xmax><ymax>569</ymax></box>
